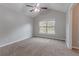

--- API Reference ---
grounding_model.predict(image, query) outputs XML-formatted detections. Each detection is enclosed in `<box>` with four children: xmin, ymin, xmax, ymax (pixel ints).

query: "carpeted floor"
<box><xmin>0</xmin><ymin>37</ymin><xmax>79</xmax><ymax>56</ymax></box>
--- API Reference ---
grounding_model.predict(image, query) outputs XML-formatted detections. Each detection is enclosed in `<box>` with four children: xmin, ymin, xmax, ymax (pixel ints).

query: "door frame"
<box><xmin>66</xmin><ymin>3</ymin><xmax>77</xmax><ymax>49</ymax></box>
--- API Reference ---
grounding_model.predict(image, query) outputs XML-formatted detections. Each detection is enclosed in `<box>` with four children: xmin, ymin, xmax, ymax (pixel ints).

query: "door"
<box><xmin>72</xmin><ymin>4</ymin><xmax>79</xmax><ymax>47</ymax></box>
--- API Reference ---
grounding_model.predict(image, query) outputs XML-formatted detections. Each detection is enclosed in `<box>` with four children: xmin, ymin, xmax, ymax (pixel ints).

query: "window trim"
<box><xmin>39</xmin><ymin>21</ymin><xmax>55</xmax><ymax>34</ymax></box>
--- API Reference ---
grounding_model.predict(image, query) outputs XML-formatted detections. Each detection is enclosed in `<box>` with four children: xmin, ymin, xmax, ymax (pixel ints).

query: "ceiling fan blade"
<box><xmin>26</xmin><ymin>5</ymin><xmax>33</xmax><ymax>7</ymax></box>
<box><xmin>30</xmin><ymin>9</ymin><xmax>34</xmax><ymax>12</ymax></box>
<box><xmin>36</xmin><ymin>3</ymin><xmax>40</xmax><ymax>7</ymax></box>
<box><xmin>41</xmin><ymin>7</ymin><xmax>47</xmax><ymax>9</ymax></box>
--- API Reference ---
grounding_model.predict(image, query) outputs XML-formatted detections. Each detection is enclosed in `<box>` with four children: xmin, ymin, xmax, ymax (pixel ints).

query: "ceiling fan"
<box><xmin>26</xmin><ymin>3</ymin><xmax>47</xmax><ymax>12</ymax></box>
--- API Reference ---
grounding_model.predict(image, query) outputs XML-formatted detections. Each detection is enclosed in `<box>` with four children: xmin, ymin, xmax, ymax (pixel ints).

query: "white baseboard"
<box><xmin>0</xmin><ymin>36</ymin><xmax>32</xmax><ymax>47</ymax></box>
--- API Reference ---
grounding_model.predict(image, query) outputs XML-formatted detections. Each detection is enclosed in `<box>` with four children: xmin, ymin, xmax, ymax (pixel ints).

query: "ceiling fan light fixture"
<box><xmin>26</xmin><ymin>3</ymin><xmax>47</xmax><ymax>13</ymax></box>
<box><xmin>34</xmin><ymin>8</ymin><xmax>40</xmax><ymax>12</ymax></box>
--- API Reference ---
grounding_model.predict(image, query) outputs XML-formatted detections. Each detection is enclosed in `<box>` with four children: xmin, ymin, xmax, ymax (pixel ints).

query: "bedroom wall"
<box><xmin>66</xmin><ymin>3</ymin><xmax>73</xmax><ymax>49</ymax></box>
<box><xmin>0</xmin><ymin>5</ymin><xmax>33</xmax><ymax>46</ymax></box>
<box><xmin>33</xmin><ymin>9</ymin><xmax>66</xmax><ymax>40</ymax></box>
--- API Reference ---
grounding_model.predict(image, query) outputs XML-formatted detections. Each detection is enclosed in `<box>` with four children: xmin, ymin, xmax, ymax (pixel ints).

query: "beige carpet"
<box><xmin>0</xmin><ymin>37</ymin><xmax>79</xmax><ymax>56</ymax></box>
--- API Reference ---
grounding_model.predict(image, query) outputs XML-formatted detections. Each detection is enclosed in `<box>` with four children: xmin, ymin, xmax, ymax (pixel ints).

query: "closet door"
<box><xmin>72</xmin><ymin>4</ymin><xmax>79</xmax><ymax>47</ymax></box>
<box><xmin>78</xmin><ymin>5</ymin><xmax>79</xmax><ymax>47</ymax></box>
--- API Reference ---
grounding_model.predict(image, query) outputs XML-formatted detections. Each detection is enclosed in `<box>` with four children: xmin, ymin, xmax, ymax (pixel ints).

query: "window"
<box><xmin>39</xmin><ymin>20</ymin><xmax>55</xmax><ymax>34</ymax></box>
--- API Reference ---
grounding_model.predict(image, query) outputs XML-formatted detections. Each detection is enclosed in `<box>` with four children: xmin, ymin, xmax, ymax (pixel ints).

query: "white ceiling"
<box><xmin>0</xmin><ymin>3</ymin><xmax>70</xmax><ymax>17</ymax></box>
<box><xmin>40</xmin><ymin>3</ymin><xmax>70</xmax><ymax>12</ymax></box>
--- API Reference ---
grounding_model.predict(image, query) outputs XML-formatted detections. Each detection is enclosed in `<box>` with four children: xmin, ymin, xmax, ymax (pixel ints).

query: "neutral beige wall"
<box><xmin>33</xmin><ymin>9</ymin><xmax>66</xmax><ymax>40</ymax></box>
<box><xmin>0</xmin><ymin>5</ymin><xmax>33</xmax><ymax>46</ymax></box>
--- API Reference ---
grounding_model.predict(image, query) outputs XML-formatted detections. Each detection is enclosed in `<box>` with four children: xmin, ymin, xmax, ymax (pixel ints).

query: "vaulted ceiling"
<box><xmin>0</xmin><ymin>3</ymin><xmax>70</xmax><ymax>17</ymax></box>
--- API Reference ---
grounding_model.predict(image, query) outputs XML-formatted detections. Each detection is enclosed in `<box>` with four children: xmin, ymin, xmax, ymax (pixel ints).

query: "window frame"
<box><xmin>39</xmin><ymin>20</ymin><xmax>55</xmax><ymax>34</ymax></box>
